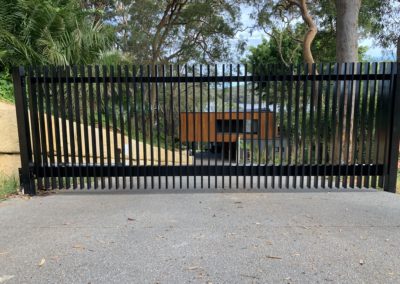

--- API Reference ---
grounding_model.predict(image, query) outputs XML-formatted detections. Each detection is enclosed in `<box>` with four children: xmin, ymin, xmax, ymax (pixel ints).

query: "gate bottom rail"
<box><xmin>32</xmin><ymin>164</ymin><xmax>384</xmax><ymax>178</ymax></box>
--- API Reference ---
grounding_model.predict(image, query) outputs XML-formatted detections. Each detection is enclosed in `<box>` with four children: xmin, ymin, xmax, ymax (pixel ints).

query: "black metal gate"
<box><xmin>12</xmin><ymin>63</ymin><xmax>400</xmax><ymax>194</ymax></box>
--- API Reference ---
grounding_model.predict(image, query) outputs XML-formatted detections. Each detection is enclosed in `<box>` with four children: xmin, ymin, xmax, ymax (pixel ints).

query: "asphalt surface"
<box><xmin>1</xmin><ymin>187</ymin><xmax>400</xmax><ymax>283</ymax></box>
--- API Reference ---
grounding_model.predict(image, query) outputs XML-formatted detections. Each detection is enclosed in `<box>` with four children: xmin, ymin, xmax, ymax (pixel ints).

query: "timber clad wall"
<box><xmin>180</xmin><ymin>112</ymin><xmax>277</xmax><ymax>143</ymax></box>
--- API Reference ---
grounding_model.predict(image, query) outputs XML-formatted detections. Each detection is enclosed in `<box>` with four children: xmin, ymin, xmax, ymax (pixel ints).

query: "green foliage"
<box><xmin>0</xmin><ymin>72</ymin><xmax>13</xmax><ymax>103</ymax></box>
<box><xmin>254</xmin><ymin>32</ymin><xmax>300</xmax><ymax>63</ymax></box>
<box><xmin>243</xmin><ymin>28</ymin><xmax>302</xmax><ymax>74</ymax></box>
<box><xmin>105</xmin><ymin>0</ymin><xmax>242</xmax><ymax>64</ymax></box>
<box><xmin>244</xmin><ymin>23</ymin><xmax>369</xmax><ymax>71</ymax></box>
<box><xmin>0</xmin><ymin>0</ymin><xmax>116</xmax><ymax>70</ymax></box>
<box><xmin>0</xmin><ymin>174</ymin><xmax>18</xmax><ymax>200</ymax></box>
<box><xmin>247</xmin><ymin>0</ymin><xmax>395</xmax><ymax>63</ymax></box>
<box><xmin>96</xmin><ymin>51</ymin><xmax>130</xmax><ymax>66</ymax></box>
<box><xmin>317</xmin><ymin>0</ymin><xmax>399</xmax><ymax>48</ymax></box>
<box><xmin>0</xmin><ymin>0</ymin><xmax>119</xmax><ymax>104</ymax></box>
<box><xmin>375</xmin><ymin>1</ymin><xmax>400</xmax><ymax>48</ymax></box>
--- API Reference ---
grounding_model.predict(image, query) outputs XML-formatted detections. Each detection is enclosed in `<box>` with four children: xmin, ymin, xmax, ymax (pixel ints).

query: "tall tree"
<box><xmin>249</xmin><ymin>0</ymin><xmax>397</xmax><ymax>63</ymax></box>
<box><xmin>330</xmin><ymin>0</ymin><xmax>362</xmax><ymax>163</ymax></box>
<box><xmin>105</xmin><ymin>0</ymin><xmax>242</xmax><ymax>65</ymax></box>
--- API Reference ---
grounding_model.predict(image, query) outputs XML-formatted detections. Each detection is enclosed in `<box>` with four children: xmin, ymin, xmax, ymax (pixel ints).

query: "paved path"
<box><xmin>1</xmin><ymin>190</ymin><xmax>400</xmax><ymax>283</ymax></box>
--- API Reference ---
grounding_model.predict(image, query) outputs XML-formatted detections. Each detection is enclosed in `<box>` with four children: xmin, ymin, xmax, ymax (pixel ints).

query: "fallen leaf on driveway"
<box><xmin>266</xmin><ymin>255</ymin><xmax>282</xmax><ymax>260</ymax></box>
<box><xmin>240</xmin><ymin>274</ymin><xmax>259</xmax><ymax>279</ymax></box>
<box><xmin>38</xmin><ymin>258</ymin><xmax>45</xmax><ymax>267</ymax></box>
<box><xmin>0</xmin><ymin>275</ymin><xmax>15</xmax><ymax>283</ymax></box>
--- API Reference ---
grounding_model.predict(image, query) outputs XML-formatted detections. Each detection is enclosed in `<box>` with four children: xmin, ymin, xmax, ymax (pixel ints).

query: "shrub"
<box><xmin>0</xmin><ymin>72</ymin><xmax>13</xmax><ymax>103</ymax></box>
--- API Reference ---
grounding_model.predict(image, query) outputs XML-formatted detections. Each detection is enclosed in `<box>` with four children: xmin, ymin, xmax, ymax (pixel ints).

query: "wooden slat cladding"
<box><xmin>180</xmin><ymin>111</ymin><xmax>276</xmax><ymax>142</ymax></box>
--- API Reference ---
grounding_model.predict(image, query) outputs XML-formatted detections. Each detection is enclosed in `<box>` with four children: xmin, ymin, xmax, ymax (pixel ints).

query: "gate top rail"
<box><xmin>29</xmin><ymin>74</ymin><xmax>395</xmax><ymax>83</ymax></box>
<box><xmin>25</xmin><ymin>62</ymin><xmax>397</xmax><ymax>84</ymax></box>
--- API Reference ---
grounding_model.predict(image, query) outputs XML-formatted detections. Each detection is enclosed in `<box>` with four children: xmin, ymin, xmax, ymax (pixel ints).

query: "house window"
<box><xmin>244</xmin><ymin>119</ymin><xmax>258</xmax><ymax>134</ymax></box>
<box><xmin>216</xmin><ymin>119</ymin><xmax>258</xmax><ymax>134</ymax></box>
<box><xmin>216</xmin><ymin>119</ymin><xmax>239</xmax><ymax>133</ymax></box>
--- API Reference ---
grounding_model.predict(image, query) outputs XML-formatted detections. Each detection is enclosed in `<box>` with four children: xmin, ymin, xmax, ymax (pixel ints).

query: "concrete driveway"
<box><xmin>0</xmin><ymin>189</ymin><xmax>400</xmax><ymax>283</ymax></box>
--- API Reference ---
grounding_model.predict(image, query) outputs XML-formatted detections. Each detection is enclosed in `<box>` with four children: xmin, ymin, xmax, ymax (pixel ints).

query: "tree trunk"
<box><xmin>398</xmin><ymin>37</ymin><xmax>400</xmax><ymax>60</ymax></box>
<box><xmin>335</xmin><ymin>0</ymin><xmax>361</xmax><ymax>62</ymax></box>
<box><xmin>289</xmin><ymin>0</ymin><xmax>319</xmax><ymax>109</ymax></box>
<box><xmin>335</xmin><ymin>0</ymin><xmax>361</xmax><ymax>167</ymax></box>
<box><xmin>287</xmin><ymin>0</ymin><xmax>317</xmax><ymax>71</ymax></box>
<box><xmin>146</xmin><ymin>56</ymin><xmax>159</xmax><ymax>140</ymax></box>
<box><xmin>297</xmin><ymin>0</ymin><xmax>317</xmax><ymax>73</ymax></box>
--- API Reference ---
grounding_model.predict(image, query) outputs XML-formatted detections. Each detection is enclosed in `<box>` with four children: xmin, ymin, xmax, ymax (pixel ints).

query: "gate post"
<box><xmin>384</xmin><ymin>38</ymin><xmax>400</xmax><ymax>193</ymax></box>
<box><xmin>12</xmin><ymin>67</ymin><xmax>35</xmax><ymax>195</ymax></box>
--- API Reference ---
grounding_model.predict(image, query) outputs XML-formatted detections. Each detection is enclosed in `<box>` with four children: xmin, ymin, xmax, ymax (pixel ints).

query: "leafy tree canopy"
<box><xmin>101</xmin><ymin>0</ymin><xmax>243</xmax><ymax>65</ymax></box>
<box><xmin>0</xmin><ymin>0</ymin><xmax>115</xmax><ymax>70</ymax></box>
<box><xmin>244</xmin><ymin>24</ymin><xmax>367</xmax><ymax>74</ymax></box>
<box><xmin>245</xmin><ymin>0</ymin><xmax>397</xmax><ymax>64</ymax></box>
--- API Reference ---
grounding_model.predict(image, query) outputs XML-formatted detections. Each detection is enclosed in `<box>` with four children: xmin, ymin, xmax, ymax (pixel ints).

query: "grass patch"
<box><xmin>0</xmin><ymin>174</ymin><xmax>18</xmax><ymax>200</ymax></box>
<box><xmin>397</xmin><ymin>168</ymin><xmax>400</xmax><ymax>193</ymax></box>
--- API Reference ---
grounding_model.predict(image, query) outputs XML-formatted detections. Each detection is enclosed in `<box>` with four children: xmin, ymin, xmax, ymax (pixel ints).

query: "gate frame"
<box><xmin>12</xmin><ymin>58</ymin><xmax>400</xmax><ymax>195</ymax></box>
<box><xmin>12</xmin><ymin>66</ymin><xmax>36</xmax><ymax>195</ymax></box>
<box><xmin>383</xmin><ymin>38</ymin><xmax>400</xmax><ymax>193</ymax></box>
